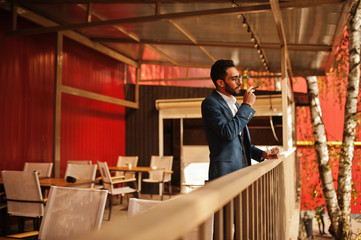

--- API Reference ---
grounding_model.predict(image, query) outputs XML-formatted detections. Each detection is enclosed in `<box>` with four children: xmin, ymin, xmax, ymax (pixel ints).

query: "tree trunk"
<box><xmin>337</xmin><ymin>1</ymin><xmax>361</xmax><ymax>239</ymax></box>
<box><xmin>306</xmin><ymin>76</ymin><xmax>341</xmax><ymax>234</ymax></box>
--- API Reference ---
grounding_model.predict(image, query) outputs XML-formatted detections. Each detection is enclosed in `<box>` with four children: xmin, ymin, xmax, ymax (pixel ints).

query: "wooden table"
<box><xmin>108</xmin><ymin>166</ymin><xmax>165</xmax><ymax>193</ymax></box>
<box><xmin>0</xmin><ymin>177</ymin><xmax>93</xmax><ymax>188</ymax></box>
<box><xmin>38</xmin><ymin>178</ymin><xmax>94</xmax><ymax>188</ymax></box>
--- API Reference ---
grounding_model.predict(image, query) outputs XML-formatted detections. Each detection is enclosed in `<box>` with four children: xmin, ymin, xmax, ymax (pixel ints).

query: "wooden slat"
<box><xmin>225</xmin><ymin>201</ymin><xmax>233</xmax><ymax>240</ymax></box>
<box><xmin>61</xmin><ymin>85</ymin><xmax>138</xmax><ymax>109</ymax></box>
<box><xmin>234</xmin><ymin>194</ymin><xmax>242</xmax><ymax>240</ymax></box>
<box><xmin>214</xmin><ymin>209</ymin><xmax>223</xmax><ymax>240</ymax></box>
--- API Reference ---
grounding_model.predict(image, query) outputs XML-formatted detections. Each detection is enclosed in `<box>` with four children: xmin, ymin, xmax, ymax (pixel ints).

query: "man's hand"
<box><xmin>262</xmin><ymin>147</ymin><xmax>280</xmax><ymax>159</ymax></box>
<box><xmin>243</xmin><ymin>85</ymin><xmax>257</xmax><ymax>107</ymax></box>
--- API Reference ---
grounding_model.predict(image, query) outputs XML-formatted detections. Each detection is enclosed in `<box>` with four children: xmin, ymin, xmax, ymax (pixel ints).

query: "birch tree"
<box><xmin>306</xmin><ymin>0</ymin><xmax>360</xmax><ymax>239</ymax></box>
<box><xmin>337</xmin><ymin>0</ymin><xmax>361</xmax><ymax>238</ymax></box>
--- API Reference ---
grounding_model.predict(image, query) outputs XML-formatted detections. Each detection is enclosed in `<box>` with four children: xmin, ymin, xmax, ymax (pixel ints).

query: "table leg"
<box><xmin>137</xmin><ymin>172</ymin><xmax>142</xmax><ymax>194</ymax></box>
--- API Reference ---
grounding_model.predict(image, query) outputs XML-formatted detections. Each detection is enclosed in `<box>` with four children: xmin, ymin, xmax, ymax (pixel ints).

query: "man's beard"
<box><xmin>225</xmin><ymin>83</ymin><xmax>242</xmax><ymax>96</ymax></box>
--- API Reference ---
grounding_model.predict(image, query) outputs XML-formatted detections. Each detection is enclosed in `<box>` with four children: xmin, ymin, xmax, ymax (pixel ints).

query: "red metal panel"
<box><xmin>0</xmin><ymin>10</ymin><xmax>126</xmax><ymax>177</ymax></box>
<box><xmin>0</xmin><ymin>11</ymin><xmax>55</xmax><ymax>171</ymax></box>
<box><xmin>60</xmin><ymin>38</ymin><xmax>126</xmax><ymax>176</ymax></box>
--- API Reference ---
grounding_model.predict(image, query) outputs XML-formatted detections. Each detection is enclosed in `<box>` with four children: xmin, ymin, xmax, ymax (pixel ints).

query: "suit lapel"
<box><xmin>213</xmin><ymin>91</ymin><xmax>233</xmax><ymax>120</ymax></box>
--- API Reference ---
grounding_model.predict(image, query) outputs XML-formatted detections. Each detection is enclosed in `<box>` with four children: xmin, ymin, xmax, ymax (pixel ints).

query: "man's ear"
<box><xmin>216</xmin><ymin>79</ymin><xmax>224</xmax><ymax>87</ymax></box>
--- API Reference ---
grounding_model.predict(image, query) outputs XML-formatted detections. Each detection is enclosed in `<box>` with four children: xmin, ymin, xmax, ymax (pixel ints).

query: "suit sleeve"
<box><xmin>250</xmin><ymin>145</ymin><xmax>264</xmax><ymax>162</ymax></box>
<box><xmin>201</xmin><ymin>97</ymin><xmax>256</xmax><ymax>142</ymax></box>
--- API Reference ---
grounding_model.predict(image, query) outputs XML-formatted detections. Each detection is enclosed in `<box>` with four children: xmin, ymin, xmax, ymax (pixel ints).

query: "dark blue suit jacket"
<box><xmin>201</xmin><ymin>90</ymin><xmax>264</xmax><ymax>180</ymax></box>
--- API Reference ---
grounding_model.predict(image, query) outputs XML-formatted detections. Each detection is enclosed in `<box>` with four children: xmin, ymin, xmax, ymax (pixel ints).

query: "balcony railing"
<box><xmin>77</xmin><ymin>147</ymin><xmax>299</xmax><ymax>240</ymax></box>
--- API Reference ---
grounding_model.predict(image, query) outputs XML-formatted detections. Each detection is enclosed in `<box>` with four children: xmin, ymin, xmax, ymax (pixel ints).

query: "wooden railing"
<box><xmin>76</xmin><ymin>148</ymin><xmax>299</xmax><ymax>240</ymax></box>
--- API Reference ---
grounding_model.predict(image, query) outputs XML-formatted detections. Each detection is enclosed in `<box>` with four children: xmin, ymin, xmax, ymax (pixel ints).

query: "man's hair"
<box><xmin>210</xmin><ymin>59</ymin><xmax>235</xmax><ymax>86</ymax></box>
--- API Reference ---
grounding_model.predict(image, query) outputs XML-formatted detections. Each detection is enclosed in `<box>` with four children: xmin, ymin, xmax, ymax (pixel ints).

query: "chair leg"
<box><xmin>4</xmin><ymin>214</ymin><xmax>10</xmax><ymax>236</ymax></box>
<box><xmin>33</xmin><ymin>217</ymin><xmax>41</xmax><ymax>230</ymax></box>
<box><xmin>18</xmin><ymin>217</ymin><xmax>25</xmax><ymax>233</ymax></box>
<box><xmin>168</xmin><ymin>182</ymin><xmax>172</xmax><ymax>198</ymax></box>
<box><xmin>132</xmin><ymin>182</ymin><xmax>139</xmax><ymax>198</ymax></box>
<box><xmin>108</xmin><ymin>195</ymin><xmax>113</xmax><ymax>221</ymax></box>
<box><xmin>161</xmin><ymin>183</ymin><xmax>164</xmax><ymax>201</ymax></box>
<box><xmin>150</xmin><ymin>184</ymin><xmax>153</xmax><ymax>198</ymax></box>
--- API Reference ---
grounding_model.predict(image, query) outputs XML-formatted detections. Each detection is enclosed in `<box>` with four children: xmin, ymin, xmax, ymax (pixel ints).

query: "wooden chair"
<box><xmin>142</xmin><ymin>156</ymin><xmax>173</xmax><ymax>200</ymax></box>
<box><xmin>23</xmin><ymin>162</ymin><xmax>53</xmax><ymax>178</ymax></box>
<box><xmin>97</xmin><ymin>161</ymin><xmax>138</xmax><ymax>220</ymax></box>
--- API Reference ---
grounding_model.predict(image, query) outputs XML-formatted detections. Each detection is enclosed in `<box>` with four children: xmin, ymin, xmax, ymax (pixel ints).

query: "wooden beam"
<box><xmin>53</xmin><ymin>32</ymin><xmax>63</xmax><ymax>178</ymax></box>
<box><xmin>8</xmin><ymin>0</ymin><xmax>269</xmax><ymax>3</ymax></box>
<box><xmin>269</xmin><ymin>0</ymin><xmax>294</xmax><ymax>84</ymax></box>
<box><xmin>4</xmin><ymin>4</ymin><xmax>139</xmax><ymax>66</ymax></box>
<box><xmin>61</xmin><ymin>85</ymin><xmax>139</xmax><ymax>109</ymax></box>
<box><xmin>325</xmin><ymin>1</ymin><xmax>352</xmax><ymax>71</ymax></box>
<box><xmin>9</xmin><ymin>0</ymin><xmax>345</xmax><ymax>35</ymax></box>
<box><xmin>149</xmin><ymin>3</ymin><xmax>216</xmax><ymax>63</ymax></box>
<box><xmin>8</xmin><ymin>0</ymin><xmax>344</xmax><ymax>4</ymax></box>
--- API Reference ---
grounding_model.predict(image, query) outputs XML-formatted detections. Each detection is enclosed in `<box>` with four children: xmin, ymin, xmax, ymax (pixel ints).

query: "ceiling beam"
<box><xmin>269</xmin><ymin>0</ymin><xmax>294</xmax><ymax>81</ymax></box>
<box><xmin>325</xmin><ymin>0</ymin><xmax>352</xmax><ymax>72</ymax></box>
<box><xmin>10</xmin><ymin>0</ymin><xmax>345</xmax><ymax>35</ymax></box>
<box><xmin>90</xmin><ymin>38</ymin><xmax>333</xmax><ymax>51</ymax></box>
<box><xmin>77</xmin><ymin>4</ymin><xmax>179</xmax><ymax>66</ymax></box>
<box><xmin>7</xmin><ymin>0</ymin><xmax>344</xmax><ymax>4</ymax></box>
<box><xmin>149</xmin><ymin>4</ymin><xmax>216</xmax><ymax>62</ymax></box>
<box><xmin>8</xmin><ymin>0</ymin><xmax>270</xmax><ymax>3</ymax></box>
<box><xmin>139</xmin><ymin>60</ymin><xmax>327</xmax><ymax>76</ymax></box>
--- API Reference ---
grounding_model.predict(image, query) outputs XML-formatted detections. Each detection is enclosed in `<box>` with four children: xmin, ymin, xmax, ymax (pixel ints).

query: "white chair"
<box><xmin>64</xmin><ymin>164</ymin><xmax>97</xmax><ymax>188</ymax></box>
<box><xmin>7</xmin><ymin>186</ymin><xmax>108</xmax><ymax>240</ymax></box>
<box><xmin>128</xmin><ymin>198</ymin><xmax>162</xmax><ymax>217</ymax></box>
<box><xmin>142</xmin><ymin>155</ymin><xmax>173</xmax><ymax>200</ymax></box>
<box><xmin>67</xmin><ymin>160</ymin><xmax>92</xmax><ymax>165</ymax></box>
<box><xmin>182</xmin><ymin>162</ymin><xmax>209</xmax><ymax>193</ymax></box>
<box><xmin>1</xmin><ymin>170</ymin><xmax>45</xmax><ymax>233</ymax></box>
<box><xmin>23</xmin><ymin>162</ymin><xmax>53</xmax><ymax>178</ymax></box>
<box><xmin>116</xmin><ymin>156</ymin><xmax>139</xmax><ymax>179</ymax></box>
<box><xmin>97</xmin><ymin>161</ymin><xmax>138</xmax><ymax>220</ymax></box>
<box><xmin>128</xmin><ymin>198</ymin><xmax>213</xmax><ymax>240</ymax></box>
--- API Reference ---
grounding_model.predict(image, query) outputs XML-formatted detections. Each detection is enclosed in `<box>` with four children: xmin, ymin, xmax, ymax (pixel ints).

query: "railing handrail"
<box><xmin>75</xmin><ymin>148</ymin><xmax>297</xmax><ymax>240</ymax></box>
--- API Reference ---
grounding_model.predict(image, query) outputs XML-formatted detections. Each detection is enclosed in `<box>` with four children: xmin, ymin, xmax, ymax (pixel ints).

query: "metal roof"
<box><xmin>5</xmin><ymin>0</ymin><xmax>351</xmax><ymax>77</ymax></box>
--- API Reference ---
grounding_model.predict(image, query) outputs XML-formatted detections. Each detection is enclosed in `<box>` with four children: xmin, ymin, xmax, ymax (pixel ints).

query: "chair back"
<box><xmin>183</xmin><ymin>162</ymin><xmax>209</xmax><ymax>193</ymax></box>
<box><xmin>127</xmin><ymin>197</ymin><xmax>212</xmax><ymax>240</ymax></box>
<box><xmin>149</xmin><ymin>156</ymin><xmax>173</xmax><ymax>182</ymax></box>
<box><xmin>67</xmin><ymin>160</ymin><xmax>92</xmax><ymax>165</ymax></box>
<box><xmin>116</xmin><ymin>156</ymin><xmax>139</xmax><ymax>178</ymax></box>
<box><xmin>1</xmin><ymin>170</ymin><xmax>44</xmax><ymax>218</ymax></box>
<box><xmin>128</xmin><ymin>198</ymin><xmax>162</xmax><ymax>217</ymax></box>
<box><xmin>38</xmin><ymin>186</ymin><xmax>107</xmax><ymax>240</ymax></box>
<box><xmin>64</xmin><ymin>164</ymin><xmax>97</xmax><ymax>188</ymax></box>
<box><xmin>97</xmin><ymin>161</ymin><xmax>113</xmax><ymax>192</ymax></box>
<box><xmin>23</xmin><ymin>162</ymin><xmax>53</xmax><ymax>178</ymax></box>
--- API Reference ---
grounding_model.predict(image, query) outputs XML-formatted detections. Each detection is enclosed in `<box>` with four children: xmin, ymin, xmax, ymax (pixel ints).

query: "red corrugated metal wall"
<box><xmin>60</xmin><ymin>38</ymin><xmax>126</xmax><ymax>176</ymax></box>
<box><xmin>0</xmin><ymin>10</ymin><xmax>126</xmax><ymax>176</ymax></box>
<box><xmin>0</xmin><ymin>11</ymin><xmax>55</xmax><ymax>171</ymax></box>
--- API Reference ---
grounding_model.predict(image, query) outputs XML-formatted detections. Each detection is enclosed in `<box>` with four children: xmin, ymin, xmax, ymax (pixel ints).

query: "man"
<box><xmin>202</xmin><ymin>59</ymin><xmax>278</xmax><ymax>181</ymax></box>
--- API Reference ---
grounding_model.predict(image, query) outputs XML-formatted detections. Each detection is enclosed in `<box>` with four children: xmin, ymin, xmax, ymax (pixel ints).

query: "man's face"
<box><xmin>224</xmin><ymin>67</ymin><xmax>242</xmax><ymax>96</ymax></box>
